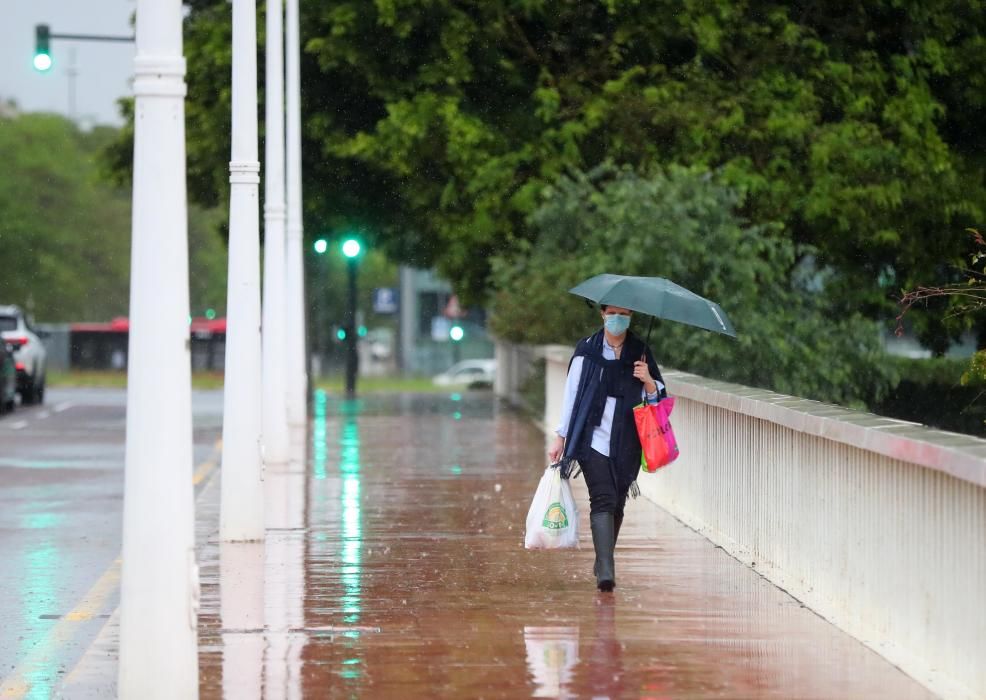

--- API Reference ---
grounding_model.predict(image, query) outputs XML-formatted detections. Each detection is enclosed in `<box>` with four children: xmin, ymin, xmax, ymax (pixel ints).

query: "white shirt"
<box><xmin>554</xmin><ymin>339</ymin><xmax>664</xmax><ymax>457</ymax></box>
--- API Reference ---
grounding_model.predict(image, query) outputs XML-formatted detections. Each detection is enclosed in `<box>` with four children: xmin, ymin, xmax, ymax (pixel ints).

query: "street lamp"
<box><xmin>118</xmin><ymin>0</ymin><xmax>198</xmax><ymax>693</ymax></box>
<box><xmin>342</xmin><ymin>237</ymin><xmax>361</xmax><ymax>397</ymax></box>
<box><xmin>342</xmin><ymin>238</ymin><xmax>361</xmax><ymax>259</ymax></box>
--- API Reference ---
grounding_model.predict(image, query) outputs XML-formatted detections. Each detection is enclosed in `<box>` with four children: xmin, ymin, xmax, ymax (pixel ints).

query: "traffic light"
<box><xmin>34</xmin><ymin>25</ymin><xmax>52</xmax><ymax>72</ymax></box>
<box><xmin>342</xmin><ymin>238</ymin><xmax>361</xmax><ymax>259</ymax></box>
<box><xmin>449</xmin><ymin>325</ymin><xmax>464</xmax><ymax>342</ymax></box>
<box><xmin>336</xmin><ymin>327</ymin><xmax>347</xmax><ymax>341</ymax></box>
<box><xmin>313</xmin><ymin>238</ymin><xmax>328</xmax><ymax>254</ymax></box>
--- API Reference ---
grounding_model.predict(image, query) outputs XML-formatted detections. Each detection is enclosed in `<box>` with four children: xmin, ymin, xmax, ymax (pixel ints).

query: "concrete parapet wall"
<box><xmin>537</xmin><ymin>349</ymin><xmax>985</xmax><ymax>700</ymax></box>
<box><xmin>493</xmin><ymin>340</ymin><xmax>538</xmax><ymax>411</ymax></box>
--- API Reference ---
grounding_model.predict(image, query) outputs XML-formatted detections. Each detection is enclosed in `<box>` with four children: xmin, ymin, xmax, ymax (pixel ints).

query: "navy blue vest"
<box><xmin>562</xmin><ymin>329</ymin><xmax>666</xmax><ymax>492</ymax></box>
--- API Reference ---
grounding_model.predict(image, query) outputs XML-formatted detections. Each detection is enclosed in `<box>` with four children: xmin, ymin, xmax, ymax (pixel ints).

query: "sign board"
<box><xmin>444</xmin><ymin>294</ymin><xmax>465</xmax><ymax>318</ymax></box>
<box><xmin>431</xmin><ymin>316</ymin><xmax>451</xmax><ymax>342</ymax></box>
<box><xmin>373</xmin><ymin>287</ymin><xmax>399</xmax><ymax>314</ymax></box>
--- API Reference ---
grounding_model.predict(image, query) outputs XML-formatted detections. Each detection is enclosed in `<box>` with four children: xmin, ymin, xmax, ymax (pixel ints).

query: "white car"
<box><xmin>0</xmin><ymin>305</ymin><xmax>48</xmax><ymax>404</ymax></box>
<box><xmin>433</xmin><ymin>359</ymin><xmax>496</xmax><ymax>387</ymax></box>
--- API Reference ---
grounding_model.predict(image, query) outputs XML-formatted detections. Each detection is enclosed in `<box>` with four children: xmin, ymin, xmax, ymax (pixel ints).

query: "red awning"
<box><xmin>71</xmin><ymin>317</ymin><xmax>226</xmax><ymax>334</ymax></box>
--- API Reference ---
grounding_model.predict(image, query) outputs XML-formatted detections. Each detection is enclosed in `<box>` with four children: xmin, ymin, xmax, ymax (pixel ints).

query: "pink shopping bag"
<box><xmin>635</xmin><ymin>397</ymin><xmax>679</xmax><ymax>473</ymax></box>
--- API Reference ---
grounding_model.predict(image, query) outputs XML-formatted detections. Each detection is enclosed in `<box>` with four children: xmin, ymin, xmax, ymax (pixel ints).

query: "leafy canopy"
<box><xmin>489</xmin><ymin>166</ymin><xmax>895</xmax><ymax>407</ymax></box>
<box><xmin>156</xmin><ymin>0</ymin><xmax>986</xmax><ymax>331</ymax></box>
<box><xmin>1</xmin><ymin>112</ymin><xmax>227</xmax><ymax>321</ymax></box>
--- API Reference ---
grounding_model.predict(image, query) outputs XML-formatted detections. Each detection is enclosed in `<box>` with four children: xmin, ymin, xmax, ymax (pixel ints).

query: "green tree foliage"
<box><xmin>153</xmin><ymin>0</ymin><xmax>986</xmax><ymax>344</ymax></box>
<box><xmin>490</xmin><ymin>166</ymin><xmax>895</xmax><ymax>407</ymax></box>
<box><xmin>0</xmin><ymin>112</ymin><xmax>226</xmax><ymax>321</ymax></box>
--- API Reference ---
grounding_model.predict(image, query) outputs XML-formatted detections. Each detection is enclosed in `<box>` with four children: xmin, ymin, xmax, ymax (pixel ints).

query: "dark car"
<box><xmin>0</xmin><ymin>341</ymin><xmax>16</xmax><ymax>414</ymax></box>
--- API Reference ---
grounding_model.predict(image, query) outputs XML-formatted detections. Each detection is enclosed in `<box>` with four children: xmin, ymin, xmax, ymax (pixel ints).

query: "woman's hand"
<box><xmin>548</xmin><ymin>434</ymin><xmax>565</xmax><ymax>464</ymax></box>
<box><xmin>633</xmin><ymin>360</ymin><xmax>655</xmax><ymax>390</ymax></box>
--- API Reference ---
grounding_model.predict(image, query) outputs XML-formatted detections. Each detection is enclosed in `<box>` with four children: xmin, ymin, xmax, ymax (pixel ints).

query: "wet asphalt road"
<box><xmin>0</xmin><ymin>387</ymin><xmax>223</xmax><ymax>696</ymax></box>
<box><xmin>3</xmin><ymin>389</ymin><xmax>936</xmax><ymax>698</ymax></box>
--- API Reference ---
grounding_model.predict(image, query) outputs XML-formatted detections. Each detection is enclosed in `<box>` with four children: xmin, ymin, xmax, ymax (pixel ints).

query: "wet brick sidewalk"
<box><xmin>66</xmin><ymin>392</ymin><xmax>935</xmax><ymax>698</ymax></box>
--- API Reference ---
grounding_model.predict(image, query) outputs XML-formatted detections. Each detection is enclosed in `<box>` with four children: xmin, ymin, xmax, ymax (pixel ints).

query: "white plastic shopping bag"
<box><xmin>524</xmin><ymin>466</ymin><xmax>579</xmax><ymax>549</ymax></box>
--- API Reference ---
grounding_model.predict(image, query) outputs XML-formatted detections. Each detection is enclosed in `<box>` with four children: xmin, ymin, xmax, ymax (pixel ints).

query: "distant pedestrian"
<box><xmin>547</xmin><ymin>304</ymin><xmax>666</xmax><ymax>591</ymax></box>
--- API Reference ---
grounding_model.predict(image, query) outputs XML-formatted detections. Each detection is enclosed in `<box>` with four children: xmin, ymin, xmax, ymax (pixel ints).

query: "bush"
<box><xmin>871</xmin><ymin>357</ymin><xmax>986</xmax><ymax>436</ymax></box>
<box><xmin>490</xmin><ymin>165</ymin><xmax>896</xmax><ymax>408</ymax></box>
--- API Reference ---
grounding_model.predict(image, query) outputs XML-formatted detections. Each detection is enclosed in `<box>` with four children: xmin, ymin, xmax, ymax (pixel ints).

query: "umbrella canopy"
<box><xmin>569</xmin><ymin>274</ymin><xmax>737</xmax><ymax>338</ymax></box>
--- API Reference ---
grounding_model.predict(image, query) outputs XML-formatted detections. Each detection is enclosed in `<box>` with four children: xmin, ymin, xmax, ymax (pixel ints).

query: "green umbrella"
<box><xmin>569</xmin><ymin>274</ymin><xmax>737</xmax><ymax>340</ymax></box>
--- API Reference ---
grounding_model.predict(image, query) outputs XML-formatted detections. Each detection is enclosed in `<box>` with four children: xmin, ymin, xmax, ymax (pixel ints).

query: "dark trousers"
<box><xmin>580</xmin><ymin>448</ymin><xmax>629</xmax><ymax>516</ymax></box>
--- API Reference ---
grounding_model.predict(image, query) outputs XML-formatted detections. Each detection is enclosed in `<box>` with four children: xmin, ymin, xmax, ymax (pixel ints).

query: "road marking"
<box><xmin>53</xmin><ymin>402</ymin><xmax>73</xmax><ymax>413</ymax></box>
<box><xmin>36</xmin><ymin>411</ymin><xmax>50</xmax><ymax>420</ymax></box>
<box><xmin>0</xmin><ymin>441</ymin><xmax>224</xmax><ymax>699</ymax></box>
<box><xmin>6</xmin><ymin>420</ymin><xmax>27</xmax><ymax>430</ymax></box>
<box><xmin>192</xmin><ymin>438</ymin><xmax>223</xmax><ymax>485</ymax></box>
<box><xmin>0</xmin><ymin>560</ymin><xmax>121</xmax><ymax>698</ymax></box>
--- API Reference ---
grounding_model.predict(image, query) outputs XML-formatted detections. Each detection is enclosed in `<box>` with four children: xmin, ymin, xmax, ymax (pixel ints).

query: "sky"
<box><xmin>0</xmin><ymin>0</ymin><xmax>137</xmax><ymax>127</ymax></box>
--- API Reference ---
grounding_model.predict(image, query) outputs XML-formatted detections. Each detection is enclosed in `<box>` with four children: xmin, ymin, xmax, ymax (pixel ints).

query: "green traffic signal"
<box><xmin>34</xmin><ymin>24</ymin><xmax>52</xmax><ymax>72</ymax></box>
<box><xmin>336</xmin><ymin>328</ymin><xmax>347</xmax><ymax>341</ymax></box>
<box><xmin>313</xmin><ymin>238</ymin><xmax>328</xmax><ymax>254</ymax></box>
<box><xmin>450</xmin><ymin>325</ymin><xmax>465</xmax><ymax>342</ymax></box>
<box><xmin>342</xmin><ymin>238</ymin><xmax>361</xmax><ymax>258</ymax></box>
<box><xmin>358</xmin><ymin>326</ymin><xmax>367</xmax><ymax>337</ymax></box>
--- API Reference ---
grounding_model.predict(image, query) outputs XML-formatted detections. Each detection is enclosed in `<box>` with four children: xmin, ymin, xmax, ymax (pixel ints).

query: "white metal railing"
<box><xmin>525</xmin><ymin>344</ymin><xmax>986</xmax><ymax>700</ymax></box>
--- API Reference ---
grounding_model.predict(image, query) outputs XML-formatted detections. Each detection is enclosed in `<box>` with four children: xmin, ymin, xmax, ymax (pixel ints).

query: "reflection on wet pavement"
<box><xmin>192</xmin><ymin>391</ymin><xmax>936</xmax><ymax>699</ymax></box>
<box><xmin>0</xmin><ymin>388</ymin><xmax>222</xmax><ymax>698</ymax></box>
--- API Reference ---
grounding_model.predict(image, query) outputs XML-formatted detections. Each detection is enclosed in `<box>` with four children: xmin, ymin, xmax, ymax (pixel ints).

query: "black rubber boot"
<box><xmin>590</xmin><ymin>512</ymin><xmax>616</xmax><ymax>592</ymax></box>
<box><xmin>613</xmin><ymin>512</ymin><xmax>624</xmax><ymax>546</ymax></box>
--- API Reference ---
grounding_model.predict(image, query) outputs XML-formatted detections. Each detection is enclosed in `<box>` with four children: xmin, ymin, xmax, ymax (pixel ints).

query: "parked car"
<box><xmin>0</xmin><ymin>341</ymin><xmax>16</xmax><ymax>413</ymax></box>
<box><xmin>0</xmin><ymin>305</ymin><xmax>48</xmax><ymax>404</ymax></box>
<box><xmin>432</xmin><ymin>359</ymin><xmax>496</xmax><ymax>387</ymax></box>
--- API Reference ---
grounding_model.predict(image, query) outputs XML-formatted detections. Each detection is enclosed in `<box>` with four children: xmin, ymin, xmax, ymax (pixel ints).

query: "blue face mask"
<box><xmin>604</xmin><ymin>313</ymin><xmax>630</xmax><ymax>335</ymax></box>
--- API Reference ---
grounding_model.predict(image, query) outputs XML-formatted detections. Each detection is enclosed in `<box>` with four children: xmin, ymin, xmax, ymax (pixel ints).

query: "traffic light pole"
<box><xmin>345</xmin><ymin>256</ymin><xmax>359</xmax><ymax>398</ymax></box>
<box><xmin>46</xmin><ymin>31</ymin><xmax>134</xmax><ymax>42</ymax></box>
<box><xmin>33</xmin><ymin>24</ymin><xmax>133</xmax><ymax>74</ymax></box>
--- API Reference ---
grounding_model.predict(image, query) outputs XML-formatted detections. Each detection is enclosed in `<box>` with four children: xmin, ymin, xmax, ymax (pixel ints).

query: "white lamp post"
<box><xmin>262</xmin><ymin>0</ymin><xmax>290</xmax><ymax>468</ymax></box>
<box><xmin>285</xmin><ymin>0</ymin><xmax>308</xmax><ymax>443</ymax></box>
<box><xmin>117</xmin><ymin>0</ymin><xmax>199</xmax><ymax>695</ymax></box>
<box><xmin>220</xmin><ymin>0</ymin><xmax>265</xmax><ymax>542</ymax></box>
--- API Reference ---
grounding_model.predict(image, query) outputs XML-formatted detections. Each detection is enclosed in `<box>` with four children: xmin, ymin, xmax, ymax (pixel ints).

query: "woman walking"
<box><xmin>547</xmin><ymin>304</ymin><xmax>666</xmax><ymax>591</ymax></box>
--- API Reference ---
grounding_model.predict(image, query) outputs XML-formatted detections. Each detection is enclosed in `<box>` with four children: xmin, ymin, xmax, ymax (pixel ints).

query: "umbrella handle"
<box><xmin>643</xmin><ymin>315</ymin><xmax>654</xmax><ymax>353</ymax></box>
